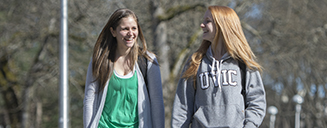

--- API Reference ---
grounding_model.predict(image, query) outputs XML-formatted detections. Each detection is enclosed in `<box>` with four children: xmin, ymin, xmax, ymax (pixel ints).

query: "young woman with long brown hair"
<box><xmin>83</xmin><ymin>8</ymin><xmax>164</xmax><ymax>128</ymax></box>
<box><xmin>171</xmin><ymin>6</ymin><xmax>266</xmax><ymax>128</ymax></box>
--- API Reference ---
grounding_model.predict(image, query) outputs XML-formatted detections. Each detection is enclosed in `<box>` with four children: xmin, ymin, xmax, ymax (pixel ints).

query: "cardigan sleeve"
<box><xmin>83</xmin><ymin>59</ymin><xmax>97</xmax><ymax>128</ymax></box>
<box><xmin>146</xmin><ymin>53</ymin><xmax>165</xmax><ymax>128</ymax></box>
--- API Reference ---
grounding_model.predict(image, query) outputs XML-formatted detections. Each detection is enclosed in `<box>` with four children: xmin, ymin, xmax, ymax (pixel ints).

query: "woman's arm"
<box><xmin>146</xmin><ymin>54</ymin><xmax>165</xmax><ymax>128</ymax></box>
<box><xmin>243</xmin><ymin>70</ymin><xmax>266</xmax><ymax>128</ymax></box>
<box><xmin>171</xmin><ymin>63</ymin><xmax>196</xmax><ymax>128</ymax></box>
<box><xmin>83</xmin><ymin>60</ymin><xmax>97</xmax><ymax>128</ymax></box>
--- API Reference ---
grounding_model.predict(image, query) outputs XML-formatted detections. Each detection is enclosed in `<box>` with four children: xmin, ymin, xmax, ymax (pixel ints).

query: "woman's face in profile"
<box><xmin>200</xmin><ymin>10</ymin><xmax>216</xmax><ymax>43</ymax></box>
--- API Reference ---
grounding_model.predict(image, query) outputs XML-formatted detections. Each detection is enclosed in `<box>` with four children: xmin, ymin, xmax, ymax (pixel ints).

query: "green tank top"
<box><xmin>98</xmin><ymin>70</ymin><xmax>138</xmax><ymax>128</ymax></box>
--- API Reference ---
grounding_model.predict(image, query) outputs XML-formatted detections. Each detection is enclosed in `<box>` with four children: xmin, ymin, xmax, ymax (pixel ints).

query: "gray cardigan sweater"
<box><xmin>83</xmin><ymin>52</ymin><xmax>164</xmax><ymax>128</ymax></box>
<box><xmin>171</xmin><ymin>47</ymin><xmax>266</xmax><ymax>128</ymax></box>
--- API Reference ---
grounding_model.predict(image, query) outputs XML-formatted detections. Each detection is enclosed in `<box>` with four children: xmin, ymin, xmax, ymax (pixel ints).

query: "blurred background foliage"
<box><xmin>1</xmin><ymin>0</ymin><xmax>327</xmax><ymax>127</ymax></box>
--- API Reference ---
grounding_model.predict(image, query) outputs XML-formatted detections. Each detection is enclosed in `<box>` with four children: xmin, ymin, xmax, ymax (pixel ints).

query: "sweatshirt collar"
<box><xmin>206</xmin><ymin>45</ymin><xmax>230</xmax><ymax>62</ymax></box>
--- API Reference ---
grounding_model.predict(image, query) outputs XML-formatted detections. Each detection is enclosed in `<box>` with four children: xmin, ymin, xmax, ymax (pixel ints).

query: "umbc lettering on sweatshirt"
<box><xmin>198</xmin><ymin>69</ymin><xmax>238</xmax><ymax>90</ymax></box>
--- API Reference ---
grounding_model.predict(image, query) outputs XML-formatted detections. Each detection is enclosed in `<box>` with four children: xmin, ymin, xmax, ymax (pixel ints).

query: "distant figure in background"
<box><xmin>171</xmin><ymin>6</ymin><xmax>266</xmax><ymax>128</ymax></box>
<box><xmin>83</xmin><ymin>8</ymin><xmax>164</xmax><ymax>128</ymax></box>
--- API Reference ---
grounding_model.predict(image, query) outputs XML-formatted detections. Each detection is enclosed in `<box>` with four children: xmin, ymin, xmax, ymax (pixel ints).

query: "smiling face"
<box><xmin>110</xmin><ymin>16</ymin><xmax>138</xmax><ymax>51</ymax></box>
<box><xmin>200</xmin><ymin>10</ymin><xmax>217</xmax><ymax>43</ymax></box>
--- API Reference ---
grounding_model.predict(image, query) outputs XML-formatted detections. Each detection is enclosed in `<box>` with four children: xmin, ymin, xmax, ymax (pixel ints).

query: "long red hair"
<box><xmin>183</xmin><ymin>6</ymin><xmax>262</xmax><ymax>79</ymax></box>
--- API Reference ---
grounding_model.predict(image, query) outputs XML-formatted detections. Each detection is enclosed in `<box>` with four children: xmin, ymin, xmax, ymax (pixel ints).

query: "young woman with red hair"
<box><xmin>171</xmin><ymin>6</ymin><xmax>266</xmax><ymax>128</ymax></box>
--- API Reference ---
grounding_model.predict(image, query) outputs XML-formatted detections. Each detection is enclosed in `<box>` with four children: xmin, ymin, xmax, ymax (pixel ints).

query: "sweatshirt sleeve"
<box><xmin>171</xmin><ymin>63</ymin><xmax>196</xmax><ymax>128</ymax></box>
<box><xmin>83</xmin><ymin>59</ymin><xmax>97</xmax><ymax>128</ymax></box>
<box><xmin>244</xmin><ymin>70</ymin><xmax>266</xmax><ymax>128</ymax></box>
<box><xmin>147</xmin><ymin>55</ymin><xmax>165</xmax><ymax>128</ymax></box>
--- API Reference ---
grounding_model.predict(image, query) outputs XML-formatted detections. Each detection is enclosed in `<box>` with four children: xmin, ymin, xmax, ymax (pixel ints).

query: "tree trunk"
<box><xmin>150</xmin><ymin>1</ymin><xmax>170</xmax><ymax>84</ymax></box>
<box><xmin>154</xmin><ymin>22</ymin><xmax>169</xmax><ymax>83</ymax></box>
<box><xmin>36</xmin><ymin>101</ymin><xmax>42</xmax><ymax>128</ymax></box>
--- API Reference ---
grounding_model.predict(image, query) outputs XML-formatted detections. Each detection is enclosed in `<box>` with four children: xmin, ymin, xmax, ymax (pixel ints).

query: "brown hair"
<box><xmin>92</xmin><ymin>8</ymin><xmax>151</xmax><ymax>92</ymax></box>
<box><xmin>183</xmin><ymin>6</ymin><xmax>262</xmax><ymax>79</ymax></box>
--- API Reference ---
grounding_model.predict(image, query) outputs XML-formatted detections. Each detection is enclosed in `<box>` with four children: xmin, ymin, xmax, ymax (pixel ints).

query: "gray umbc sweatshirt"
<box><xmin>171</xmin><ymin>47</ymin><xmax>266</xmax><ymax>128</ymax></box>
